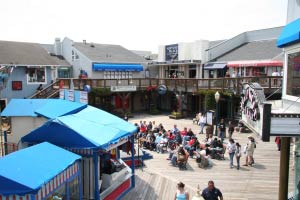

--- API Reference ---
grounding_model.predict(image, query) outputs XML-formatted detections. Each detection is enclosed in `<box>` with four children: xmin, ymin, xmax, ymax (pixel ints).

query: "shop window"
<box><xmin>189</xmin><ymin>65</ymin><xmax>196</xmax><ymax>78</ymax></box>
<box><xmin>47</xmin><ymin>184</ymin><xmax>66</xmax><ymax>200</ymax></box>
<box><xmin>68</xmin><ymin>176</ymin><xmax>80</xmax><ymax>200</ymax></box>
<box><xmin>27</xmin><ymin>67</ymin><xmax>46</xmax><ymax>83</ymax></box>
<box><xmin>287</xmin><ymin>51</ymin><xmax>300</xmax><ymax>96</ymax></box>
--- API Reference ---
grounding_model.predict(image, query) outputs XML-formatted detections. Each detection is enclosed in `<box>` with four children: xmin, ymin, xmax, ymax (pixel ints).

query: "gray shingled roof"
<box><xmin>208</xmin><ymin>40</ymin><xmax>226</xmax><ymax>48</ymax></box>
<box><xmin>74</xmin><ymin>42</ymin><xmax>147</xmax><ymax>63</ymax></box>
<box><xmin>215</xmin><ymin>39</ymin><xmax>282</xmax><ymax>62</ymax></box>
<box><xmin>0</xmin><ymin>40</ymin><xmax>70</xmax><ymax>66</ymax></box>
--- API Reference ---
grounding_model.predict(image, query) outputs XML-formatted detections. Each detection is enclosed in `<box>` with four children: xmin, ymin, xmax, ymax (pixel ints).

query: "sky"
<box><xmin>0</xmin><ymin>0</ymin><xmax>287</xmax><ymax>53</ymax></box>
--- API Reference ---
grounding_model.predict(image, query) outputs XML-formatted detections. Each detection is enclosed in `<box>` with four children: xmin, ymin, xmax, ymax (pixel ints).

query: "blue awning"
<box><xmin>204</xmin><ymin>63</ymin><xmax>227</xmax><ymax>70</ymax></box>
<box><xmin>0</xmin><ymin>142</ymin><xmax>81</xmax><ymax>196</ymax></box>
<box><xmin>277</xmin><ymin>18</ymin><xmax>300</xmax><ymax>48</ymax></box>
<box><xmin>1</xmin><ymin>99</ymin><xmax>87</xmax><ymax>119</ymax></box>
<box><xmin>92</xmin><ymin>63</ymin><xmax>143</xmax><ymax>71</ymax></box>
<box><xmin>21</xmin><ymin>106</ymin><xmax>137</xmax><ymax>150</ymax></box>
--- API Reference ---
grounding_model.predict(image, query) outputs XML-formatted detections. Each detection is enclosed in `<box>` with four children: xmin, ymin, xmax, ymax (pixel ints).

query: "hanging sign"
<box><xmin>79</xmin><ymin>91</ymin><xmax>88</xmax><ymax>104</ymax></box>
<box><xmin>68</xmin><ymin>90</ymin><xmax>74</xmax><ymax>101</ymax></box>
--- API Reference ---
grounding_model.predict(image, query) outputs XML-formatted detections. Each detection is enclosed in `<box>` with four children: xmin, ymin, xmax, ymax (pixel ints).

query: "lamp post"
<box><xmin>215</xmin><ymin>91</ymin><xmax>220</xmax><ymax>136</ymax></box>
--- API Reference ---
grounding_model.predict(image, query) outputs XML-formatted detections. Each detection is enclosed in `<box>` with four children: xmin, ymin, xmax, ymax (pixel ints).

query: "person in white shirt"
<box><xmin>157</xmin><ymin>134</ymin><xmax>168</xmax><ymax>153</ymax></box>
<box><xmin>198</xmin><ymin>113</ymin><xmax>206</xmax><ymax>134</ymax></box>
<box><xmin>226</xmin><ymin>138</ymin><xmax>236</xmax><ymax>168</ymax></box>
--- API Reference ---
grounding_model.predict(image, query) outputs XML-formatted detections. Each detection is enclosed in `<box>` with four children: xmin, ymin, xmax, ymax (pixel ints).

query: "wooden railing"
<box><xmin>56</xmin><ymin>76</ymin><xmax>282</xmax><ymax>94</ymax></box>
<box><xmin>28</xmin><ymin>80</ymin><xmax>60</xmax><ymax>99</ymax></box>
<box><xmin>28</xmin><ymin>76</ymin><xmax>282</xmax><ymax>99</ymax></box>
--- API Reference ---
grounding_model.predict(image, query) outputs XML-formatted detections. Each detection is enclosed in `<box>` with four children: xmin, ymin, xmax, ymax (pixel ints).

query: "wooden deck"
<box><xmin>123</xmin><ymin>114</ymin><xmax>295</xmax><ymax>200</ymax></box>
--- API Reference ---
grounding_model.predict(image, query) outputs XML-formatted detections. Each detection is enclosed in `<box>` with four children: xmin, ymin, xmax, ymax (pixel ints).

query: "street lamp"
<box><xmin>215</xmin><ymin>91</ymin><xmax>220</xmax><ymax>136</ymax></box>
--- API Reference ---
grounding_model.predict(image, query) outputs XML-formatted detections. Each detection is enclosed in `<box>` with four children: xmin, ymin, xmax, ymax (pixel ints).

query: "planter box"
<box><xmin>168</xmin><ymin>115</ymin><xmax>183</xmax><ymax>119</ymax></box>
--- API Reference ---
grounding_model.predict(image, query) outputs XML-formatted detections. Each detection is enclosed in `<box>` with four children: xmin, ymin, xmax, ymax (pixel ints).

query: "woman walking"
<box><xmin>174</xmin><ymin>182</ymin><xmax>189</xmax><ymax>200</ymax></box>
<box><xmin>235</xmin><ymin>142</ymin><xmax>242</xmax><ymax>170</ymax></box>
<box><xmin>226</xmin><ymin>138</ymin><xmax>236</xmax><ymax>168</ymax></box>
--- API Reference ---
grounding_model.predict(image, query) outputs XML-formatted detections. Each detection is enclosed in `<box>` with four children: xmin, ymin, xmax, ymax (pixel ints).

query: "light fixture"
<box><xmin>118</xmin><ymin>79</ymin><xmax>122</xmax><ymax>84</ymax></box>
<box><xmin>129</xmin><ymin>79</ymin><xmax>133</xmax><ymax>84</ymax></box>
<box><xmin>215</xmin><ymin>91</ymin><xmax>220</xmax><ymax>103</ymax></box>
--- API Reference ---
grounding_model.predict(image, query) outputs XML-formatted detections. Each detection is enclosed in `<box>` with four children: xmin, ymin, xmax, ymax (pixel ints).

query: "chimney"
<box><xmin>54</xmin><ymin>38</ymin><xmax>62</xmax><ymax>56</ymax></box>
<box><xmin>83</xmin><ymin>40</ymin><xmax>87</xmax><ymax>44</ymax></box>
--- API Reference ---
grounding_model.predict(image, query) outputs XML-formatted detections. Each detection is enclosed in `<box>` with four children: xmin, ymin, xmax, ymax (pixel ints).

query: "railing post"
<box><xmin>269</xmin><ymin>77</ymin><xmax>271</xmax><ymax>89</ymax></box>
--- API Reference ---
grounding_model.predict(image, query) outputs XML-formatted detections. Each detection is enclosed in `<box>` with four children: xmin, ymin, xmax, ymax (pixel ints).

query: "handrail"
<box><xmin>28</xmin><ymin>80</ymin><xmax>60</xmax><ymax>99</ymax></box>
<box><xmin>29</xmin><ymin>76</ymin><xmax>282</xmax><ymax>99</ymax></box>
<box><xmin>57</xmin><ymin>76</ymin><xmax>282</xmax><ymax>95</ymax></box>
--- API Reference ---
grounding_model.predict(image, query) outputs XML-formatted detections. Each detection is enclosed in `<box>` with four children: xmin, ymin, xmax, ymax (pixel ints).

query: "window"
<box><xmin>71</xmin><ymin>50</ymin><xmax>79</xmax><ymax>61</ymax></box>
<box><xmin>189</xmin><ymin>65</ymin><xmax>196</xmax><ymax>78</ymax></box>
<box><xmin>287</xmin><ymin>51</ymin><xmax>300</xmax><ymax>96</ymax></box>
<box><xmin>27</xmin><ymin>67</ymin><xmax>46</xmax><ymax>83</ymax></box>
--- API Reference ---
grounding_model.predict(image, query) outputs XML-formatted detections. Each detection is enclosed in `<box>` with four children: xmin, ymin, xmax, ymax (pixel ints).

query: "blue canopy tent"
<box><xmin>0</xmin><ymin>142</ymin><xmax>82</xmax><ymax>200</ymax></box>
<box><xmin>21</xmin><ymin>106</ymin><xmax>137</xmax><ymax>200</ymax></box>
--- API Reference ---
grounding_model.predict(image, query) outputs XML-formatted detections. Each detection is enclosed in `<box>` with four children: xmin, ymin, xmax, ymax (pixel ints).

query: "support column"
<box><xmin>93</xmin><ymin>152</ymin><xmax>100</xmax><ymax>200</ymax></box>
<box><xmin>278</xmin><ymin>137</ymin><xmax>290</xmax><ymax>200</ymax></box>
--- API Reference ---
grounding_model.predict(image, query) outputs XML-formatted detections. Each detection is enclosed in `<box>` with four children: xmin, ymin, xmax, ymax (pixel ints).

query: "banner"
<box><xmin>79</xmin><ymin>91</ymin><xmax>88</xmax><ymax>104</ymax></box>
<box><xmin>68</xmin><ymin>90</ymin><xmax>74</xmax><ymax>101</ymax></box>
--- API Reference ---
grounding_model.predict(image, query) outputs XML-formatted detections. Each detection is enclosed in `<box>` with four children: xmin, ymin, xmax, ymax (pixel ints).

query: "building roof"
<box><xmin>208</xmin><ymin>40</ymin><xmax>226</xmax><ymax>48</ymax></box>
<box><xmin>74</xmin><ymin>42</ymin><xmax>147</xmax><ymax>63</ymax></box>
<box><xmin>0</xmin><ymin>40</ymin><xmax>70</xmax><ymax>66</ymax></box>
<box><xmin>22</xmin><ymin>106</ymin><xmax>137</xmax><ymax>150</ymax></box>
<box><xmin>0</xmin><ymin>142</ymin><xmax>81</xmax><ymax>196</ymax></box>
<box><xmin>1</xmin><ymin>99</ymin><xmax>87</xmax><ymax>118</ymax></box>
<box><xmin>215</xmin><ymin>39</ymin><xmax>282</xmax><ymax>62</ymax></box>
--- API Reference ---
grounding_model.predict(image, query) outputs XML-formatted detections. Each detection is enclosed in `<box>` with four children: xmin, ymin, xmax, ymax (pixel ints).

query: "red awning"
<box><xmin>227</xmin><ymin>60</ymin><xmax>283</xmax><ymax>67</ymax></box>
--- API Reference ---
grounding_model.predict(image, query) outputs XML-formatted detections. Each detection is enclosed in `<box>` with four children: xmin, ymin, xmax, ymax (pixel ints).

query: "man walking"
<box><xmin>202</xmin><ymin>180</ymin><xmax>223</xmax><ymax>200</ymax></box>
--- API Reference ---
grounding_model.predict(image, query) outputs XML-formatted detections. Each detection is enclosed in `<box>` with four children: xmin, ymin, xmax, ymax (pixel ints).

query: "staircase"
<box><xmin>28</xmin><ymin>80</ymin><xmax>60</xmax><ymax>99</ymax></box>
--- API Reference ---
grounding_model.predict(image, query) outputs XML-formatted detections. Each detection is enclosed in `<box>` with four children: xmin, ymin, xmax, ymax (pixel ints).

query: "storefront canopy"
<box><xmin>0</xmin><ymin>142</ymin><xmax>81</xmax><ymax>196</ymax></box>
<box><xmin>277</xmin><ymin>18</ymin><xmax>300</xmax><ymax>48</ymax></box>
<box><xmin>203</xmin><ymin>63</ymin><xmax>227</xmax><ymax>70</ymax></box>
<box><xmin>227</xmin><ymin>60</ymin><xmax>283</xmax><ymax>67</ymax></box>
<box><xmin>21</xmin><ymin>106</ymin><xmax>137</xmax><ymax>150</ymax></box>
<box><xmin>92</xmin><ymin>63</ymin><xmax>143</xmax><ymax>72</ymax></box>
<box><xmin>1</xmin><ymin>99</ymin><xmax>87</xmax><ymax>119</ymax></box>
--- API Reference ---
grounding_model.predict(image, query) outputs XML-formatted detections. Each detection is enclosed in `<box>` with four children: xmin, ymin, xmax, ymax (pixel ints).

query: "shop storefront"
<box><xmin>227</xmin><ymin>60</ymin><xmax>283</xmax><ymax>77</ymax></box>
<box><xmin>240</xmin><ymin>18</ymin><xmax>300</xmax><ymax>199</ymax></box>
<box><xmin>0</xmin><ymin>142</ymin><xmax>82</xmax><ymax>200</ymax></box>
<box><xmin>21</xmin><ymin>106</ymin><xmax>137</xmax><ymax>200</ymax></box>
<box><xmin>277</xmin><ymin>17</ymin><xmax>300</xmax><ymax>200</ymax></box>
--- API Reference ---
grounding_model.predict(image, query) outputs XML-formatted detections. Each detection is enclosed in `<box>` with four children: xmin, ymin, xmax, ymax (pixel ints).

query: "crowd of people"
<box><xmin>134</xmin><ymin>118</ymin><xmax>257</xmax><ymax>170</ymax></box>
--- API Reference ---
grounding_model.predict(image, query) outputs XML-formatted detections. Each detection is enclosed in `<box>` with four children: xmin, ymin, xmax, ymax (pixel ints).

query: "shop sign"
<box><xmin>165</xmin><ymin>44</ymin><xmax>178</xmax><ymax>61</ymax></box>
<box><xmin>59</xmin><ymin>89</ymin><xmax>64</xmax><ymax>99</ymax></box>
<box><xmin>270</xmin><ymin>114</ymin><xmax>300</xmax><ymax>136</ymax></box>
<box><xmin>79</xmin><ymin>91</ymin><xmax>88</xmax><ymax>104</ymax></box>
<box><xmin>110</xmin><ymin>85</ymin><xmax>136</xmax><ymax>92</ymax></box>
<box><xmin>68</xmin><ymin>90</ymin><xmax>74</xmax><ymax>101</ymax></box>
<box><xmin>106</xmin><ymin>137</ymin><xmax>128</xmax><ymax>151</ymax></box>
<box><xmin>241</xmin><ymin>83</ymin><xmax>271</xmax><ymax>141</ymax></box>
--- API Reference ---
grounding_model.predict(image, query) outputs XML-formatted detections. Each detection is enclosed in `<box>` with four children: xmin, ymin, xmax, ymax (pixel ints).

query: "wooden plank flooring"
<box><xmin>123</xmin><ymin>114</ymin><xmax>294</xmax><ymax>200</ymax></box>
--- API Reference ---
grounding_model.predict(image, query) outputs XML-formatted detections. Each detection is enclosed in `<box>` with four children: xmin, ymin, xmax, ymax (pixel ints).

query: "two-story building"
<box><xmin>0</xmin><ymin>40</ymin><xmax>71</xmax><ymax>107</ymax></box>
<box><xmin>238</xmin><ymin>1</ymin><xmax>300</xmax><ymax>199</ymax></box>
<box><xmin>205</xmin><ymin>27</ymin><xmax>283</xmax><ymax>79</ymax></box>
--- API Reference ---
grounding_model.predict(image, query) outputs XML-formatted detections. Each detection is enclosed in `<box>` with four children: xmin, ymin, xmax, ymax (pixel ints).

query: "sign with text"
<box><xmin>270</xmin><ymin>114</ymin><xmax>300</xmax><ymax>136</ymax></box>
<box><xmin>68</xmin><ymin>90</ymin><xmax>74</xmax><ymax>101</ymax></box>
<box><xmin>241</xmin><ymin>83</ymin><xmax>271</xmax><ymax>141</ymax></box>
<box><xmin>79</xmin><ymin>91</ymin><xmax>88</xmax><ymax>104</ymax></box>
<box><xmin>59</xmin><ymin>89</ymin><xmax>64</xmax><ymax>99</ymax></box>
<box><xmin>165</xmin><ymin>44</ymin><xmax>178</xmax><ymax>61</ymax></box>
<box><xmin>110</xmin><ymin>85</ymin><xmax>137</xmax><ymax>92</ymax></box>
